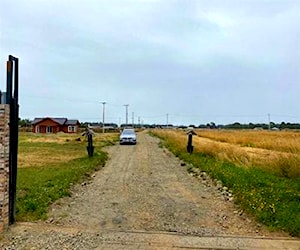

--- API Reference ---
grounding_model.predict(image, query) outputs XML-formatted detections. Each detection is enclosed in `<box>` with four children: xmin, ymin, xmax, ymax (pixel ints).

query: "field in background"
<box><xmin>196</xmin><ymin>129</ymin><xmax>300</xmax><ymax>153</ymax></box>
<box><xmin>17</xmin><ymin>132</ymin><xmax>118</xmax><ymax>221</ymax></box>
<box><xmin>151</xmin><ymin>129</ymin><xmax>300</xmax><ymax>236</ymax></box>
<box><xmin>18</xmin><ymin>132</ymin><xmax>117</xmax><ymax>168</ymax></box>
<box><xmin>153</xmin><ymin>129</ymin><xmax>300</xmax><ymax>178</ymax></box>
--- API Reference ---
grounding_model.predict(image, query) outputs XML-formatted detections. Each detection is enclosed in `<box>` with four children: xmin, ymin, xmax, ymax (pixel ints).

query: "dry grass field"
<box><xmin>18</xmin><ymin>132</ymin><xmax>118</xmax><ymax>168</ymax></box>
<box><xmin>154</xmin><ymin>129</ymin><xmax>300</xmax><ymax>178</ymax></box>
<box><xmin>196</xmin><ymin>129</ymin><xmax>300</xmax><ymax>153</ymax></box>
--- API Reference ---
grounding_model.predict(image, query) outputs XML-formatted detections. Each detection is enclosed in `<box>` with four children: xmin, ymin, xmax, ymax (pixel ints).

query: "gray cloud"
<box><xmin>1</xmin><ymin>0</ymin><xmax>300</xmax><ymax>125</ymax></box>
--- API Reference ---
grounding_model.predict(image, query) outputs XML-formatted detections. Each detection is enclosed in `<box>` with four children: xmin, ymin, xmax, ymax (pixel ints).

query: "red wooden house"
<box><xmin>32</xmin><ymin>117</ymin><xmax>80</xmax><ymax>133</ymax></box>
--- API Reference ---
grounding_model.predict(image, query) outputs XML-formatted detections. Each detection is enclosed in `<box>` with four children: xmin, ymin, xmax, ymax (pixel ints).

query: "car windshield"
<box><xmin>122</xmin><ymin>129</ymin><xmax>135</xmax><ymax>134</ymax></box>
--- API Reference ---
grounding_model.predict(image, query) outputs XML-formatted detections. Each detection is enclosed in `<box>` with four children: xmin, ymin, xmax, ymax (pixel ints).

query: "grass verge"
<box><xmin>16</xmin><ymin>132</ymin><xmax>118</xmax><ymax>221</ymax></box>
<box><xmin>17</xmin><ymin>152</ymin><xmax>108</xmax><ymax>221</ymax></box>
<box><xmin>151</xmin><ymin>131</ymin><xmax>300</xmax><ymax>237</ymax></box>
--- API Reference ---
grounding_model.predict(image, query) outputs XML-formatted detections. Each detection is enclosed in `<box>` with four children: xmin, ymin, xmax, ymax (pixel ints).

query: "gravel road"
<box><xmin>1</xmin><ymin>131</ymin><xmax>299</xmax><ymax>249</ymax></box>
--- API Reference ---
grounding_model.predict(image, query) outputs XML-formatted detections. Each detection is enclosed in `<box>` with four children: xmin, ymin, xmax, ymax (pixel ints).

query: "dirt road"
<box><xmin>1</xmin><ymin>131</ymin><xmax>299</xmax><ymax>249</ymax></box>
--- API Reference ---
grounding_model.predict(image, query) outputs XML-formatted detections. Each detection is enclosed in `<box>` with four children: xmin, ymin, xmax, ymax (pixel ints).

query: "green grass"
<box><xmin>152</xmin><ymin>131</ymin><xmax>300</xmax><ymax>237</ymax></box>
<box><xmin>17</xmin><ymin>152</ymin><xmax>108</xmax><ymax>221</ymax></box>
<box><xmin>16</xmin><ymin>132</ymin><xmax>116</xmax><ymax>221</ymax></box>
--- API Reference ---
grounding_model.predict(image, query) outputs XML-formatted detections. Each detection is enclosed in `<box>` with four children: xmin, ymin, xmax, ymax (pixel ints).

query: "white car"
<box><xmin>120</xmin><ymin>129</ymin><xmax>137</xmax><ymax>145</ymax></box>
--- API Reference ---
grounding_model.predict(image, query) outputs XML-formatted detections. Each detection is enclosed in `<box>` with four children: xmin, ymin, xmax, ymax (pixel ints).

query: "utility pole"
<box><xmin>132</xmin><ymin>112</ymin><xmax>134</xmax><ymax>128</ymax></box>
<box><xmin>124</xmin><ymin>104</ymin><xmax>129</xmax><ymax>126</ymax></box>
<box><xmin>268</xmin><ymin>113</ymin><xmax>271</xmax><ymax>130</ymax></box>
<box><xmin>138</xmin><ymin>116</ymin><xmax>141</xmax><ymax>127</ymax></box>
<box><xmin>101</xmin><ymin>102</ymin><xmax>106</xmax><ymax>133</ymax></box>
<box><xmin>166</xmin><ymin>113</ymin><xmax>169</xmax><ymax>129</ymax></box>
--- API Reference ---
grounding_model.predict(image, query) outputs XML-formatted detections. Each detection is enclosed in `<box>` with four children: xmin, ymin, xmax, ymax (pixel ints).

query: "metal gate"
<box><xmin>0</xmin><ymin>55</ymin><xmax>19</xmax><ymax>225</ymax></box>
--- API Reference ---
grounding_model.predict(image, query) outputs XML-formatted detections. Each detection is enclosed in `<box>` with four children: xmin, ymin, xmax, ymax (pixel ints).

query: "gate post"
<box><xmin>0</xmin><ymin>105</ymin><xmax>10</xmax><ymax>232</ymax></box>
<box><xmin>7</xmin><ymin>56</ymin><xmax>19</xmax><ymax>225</ymax></box>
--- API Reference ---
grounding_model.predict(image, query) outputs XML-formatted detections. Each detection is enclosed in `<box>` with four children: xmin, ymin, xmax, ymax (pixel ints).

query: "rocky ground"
<box><xmin>0</xmin><ymin>131</ymin><xmax>299</xmax><ymax>249</ymax></box>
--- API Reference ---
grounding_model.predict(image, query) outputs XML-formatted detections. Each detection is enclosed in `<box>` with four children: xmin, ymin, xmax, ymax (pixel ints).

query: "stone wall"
<box><xmin>0</xmin><ymin>105</ymin><xmax>9</xmax><ymax>232</ymax></box>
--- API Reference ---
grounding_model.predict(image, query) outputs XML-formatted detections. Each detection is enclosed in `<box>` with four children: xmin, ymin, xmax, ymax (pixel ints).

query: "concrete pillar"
<box><xmin>0</xmin><ymin>105</ymin><xmax>10</xmax><ymax>232</ymax></box>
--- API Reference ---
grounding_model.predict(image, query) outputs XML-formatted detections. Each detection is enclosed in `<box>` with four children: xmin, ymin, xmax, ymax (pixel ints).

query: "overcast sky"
<box><xmin>1</xmin><ymin>0</ymin><xmax>300</xmax><ymax>125</ymax></box>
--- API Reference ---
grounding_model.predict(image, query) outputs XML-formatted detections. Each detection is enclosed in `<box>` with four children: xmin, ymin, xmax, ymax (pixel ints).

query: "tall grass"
<box><xmin>16</xmin><ymin>132</ymin><xmax>118</xmax><ymax>221</ymax></box>
<box><xmin>196</xmin><ymin>129</ymin><xmax>300</xmax><ymax>154</ymax></box>
<box><xmin>151</xmin><ymin>129</ymin><xmax>300</xmax><ymax>236</ymax></box>
<box><xmin>153</xmin><ymin>130</ymin><xmax>300</xmax><ymax>178</ymax></box>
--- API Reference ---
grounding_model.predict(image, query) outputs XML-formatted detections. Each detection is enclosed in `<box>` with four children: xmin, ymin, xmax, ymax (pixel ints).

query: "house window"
<box><xmin>46</xmin><ymin>126</ymin><xmax>53</xmax><ymax>133</ymax></box>
<box><xmin>36</xmin><ymin>126</ymin><xmax>40</xmax><ymax>133</ymax></box>
<box><xmin>68</xmin><ymin>126</ymin><xmax>76</xmax><ymax>132</ymax></box>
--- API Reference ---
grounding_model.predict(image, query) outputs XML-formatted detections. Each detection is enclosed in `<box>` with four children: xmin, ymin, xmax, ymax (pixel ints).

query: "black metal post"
<box><xmin>187</xmin><ymin>133</ymin><xmax>193</xmax><ymax>154</ymax></box>
<box><xmin>87</xmin><ymin>134</ymin><xmax>94</xmax><ymax>157</ymax></box>
<box><xmin>82</xmin><ymin>128</ymin><xmax>94</xmax><ymax>157</ymax></box>
<box><xmin>7</xmin><ymin>55</ymin><xmax>19</xmax><ymax>225</ymax></box>
<box><xmin>186</xmin><ymin>130</ymin><xmax>196</xmax><ymax>154</ymax></box>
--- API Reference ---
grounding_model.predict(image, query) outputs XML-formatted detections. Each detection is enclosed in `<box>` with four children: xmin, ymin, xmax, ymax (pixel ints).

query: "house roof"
<box><xmin>31</xmin><ymin>118</ymin><xmax>44</xmax><ymax>125</ymax></box>
<box><xmin>32</xmin><ymin>117</ymin><xmax>78</xmax><ymax>126</ymax></box>
<box><xmin>51</xmin><ymin>118</ymin><xmax>67</xmax><ymax>125</ymax></box>
<box><xmin>65</xmin><ymin>119</ymin><xmax>80</xmax><ymax>125</ymax></box>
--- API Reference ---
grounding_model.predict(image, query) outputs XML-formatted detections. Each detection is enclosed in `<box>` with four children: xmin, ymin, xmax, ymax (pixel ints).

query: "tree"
<box><xmin>18</xmin><ymin>118</ymin><xmax>31</xmax><ymax>127</ymax></box>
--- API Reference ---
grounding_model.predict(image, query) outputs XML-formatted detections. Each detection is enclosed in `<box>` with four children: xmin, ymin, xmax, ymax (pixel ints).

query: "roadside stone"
<box><xmin>200</xmin><ymin>171</ymin><xmax>207</xmax><ymax>179</ymax></box>
<box><xmin>112</xmin><ymin>216</ymin><xmax>126</xmax><ymax>225</ymax></box>
<box><xmin>48</xmin><ymin>218</ymin><xmax>54</xmax><ymax>223</ymax></box>
<box><xmin>246</xmin><ymin>218</ymin><xmax>252</xmax><ymax>223</ymax></box>
<box><xmin>186</xmin><ymin>164</ymin><xmax>194</xmax><ymax>171</ymax></box>
<box><xmin>193</xmin><ymin>168</ymin><xmax>201</xmax><ymax>175</ymax></box>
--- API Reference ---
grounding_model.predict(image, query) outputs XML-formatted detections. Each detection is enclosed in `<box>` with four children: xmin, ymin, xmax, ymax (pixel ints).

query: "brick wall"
<box><xmin>0</xmin><ymin>105</ymin><xmax>9</xmax><ymax>232</ymax></box>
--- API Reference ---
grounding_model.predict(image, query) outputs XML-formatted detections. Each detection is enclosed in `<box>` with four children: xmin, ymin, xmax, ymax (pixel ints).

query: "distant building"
<box><xmin>32</xmin><ymin>117</ymin><xmax>80</xmax><ymax>133</ymax></box>
<box><xmin>272</xmin><ymin>127</ymin><xmax>280</xmax><ymax>131</ymax></box>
